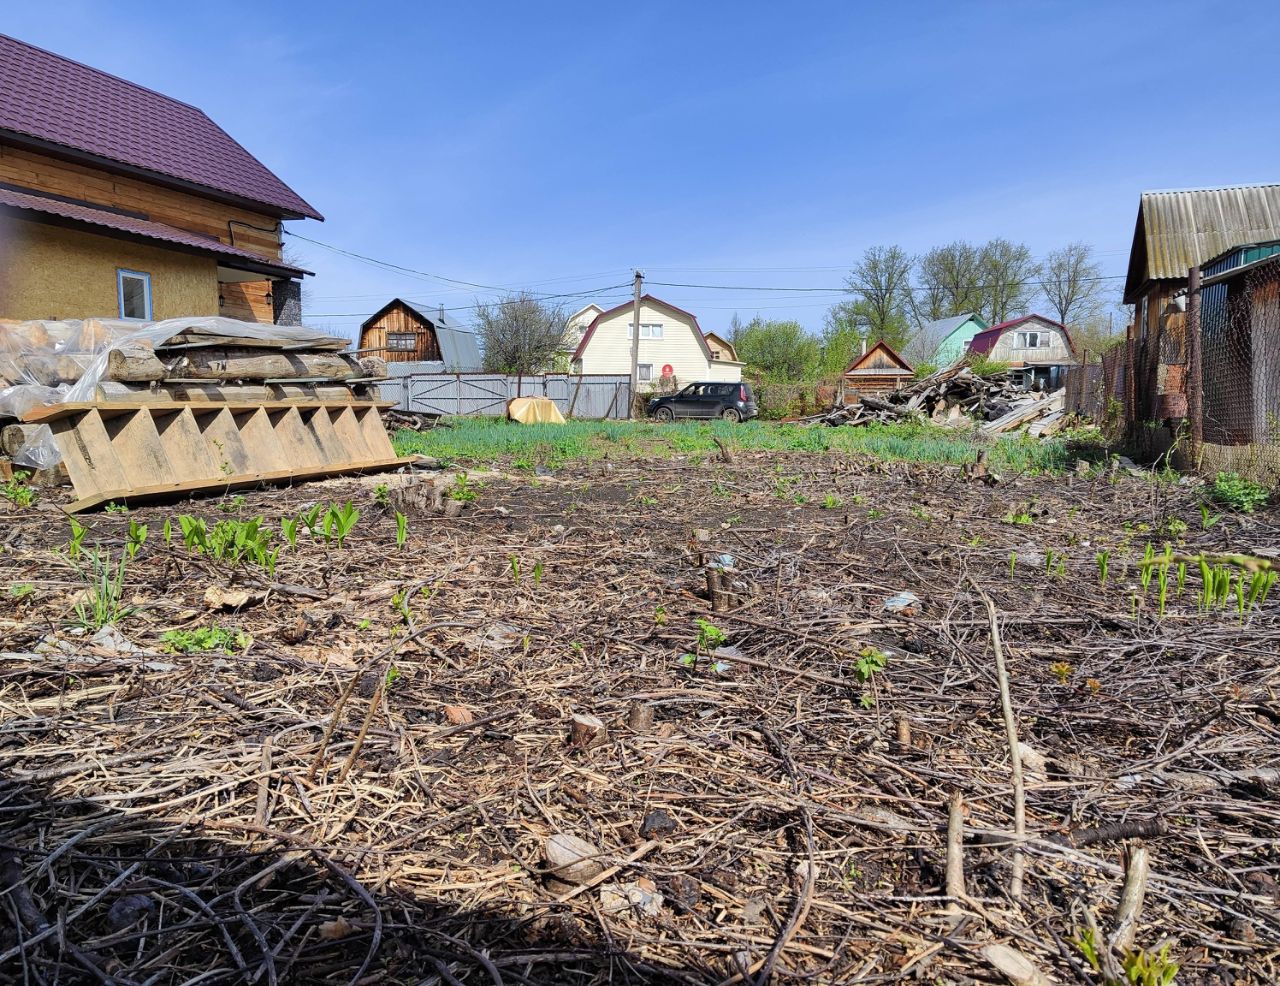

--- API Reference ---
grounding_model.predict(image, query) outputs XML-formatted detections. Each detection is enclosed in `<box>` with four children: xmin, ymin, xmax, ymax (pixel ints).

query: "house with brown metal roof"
<box><xmin>0</xmin><ymin>33</ymin><xmax>320</xmax><ymax>325</ymax></box>
<box><xmin>966</xmin><ymin>315</ymin><xmax>1076</xmax><ymax>391</ymax></box>
<box><xmin>570</xmin><ymin>295</ymin><xmax>743</xmax><ymax>389</ymax></box>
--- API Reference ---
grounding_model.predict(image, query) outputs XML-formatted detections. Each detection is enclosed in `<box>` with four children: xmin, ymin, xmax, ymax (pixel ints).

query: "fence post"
<box><xmin>1186</xmin><ymin>266</ymin><xmax>1203</xmax><ymax>470</ymax></box>
<box><xmin>1124</xmin><ymin>321</ymin><xmax>1136</xmax><ymax>427</ymax></box>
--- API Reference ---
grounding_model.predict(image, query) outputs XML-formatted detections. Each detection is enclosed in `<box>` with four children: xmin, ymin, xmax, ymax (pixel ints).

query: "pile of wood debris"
<box><xmin>810</xmin><ymin>364</ymin><xmax>1069</xmax><ymax>437</ymax></box>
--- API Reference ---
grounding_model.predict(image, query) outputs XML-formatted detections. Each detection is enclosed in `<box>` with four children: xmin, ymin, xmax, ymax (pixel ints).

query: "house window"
<box><xmin>117</xmin><ymin>269</ymin><xmax>152</xmax><ymax>320</ymax></box>
<box><xmin>1015</xmin><ymin>330</ymin><xmax>1049</xmax><ymax>349</ymax></box>
<box><xmin>386</xmin><ymin>332</ymin><xmax>417</xmax><ymax>351</ymax></box>
<box><xmin>638</xmin><ymin>363</ymin><xmax>653</xmax><ymax>382</ymax></box>
<box><xmin>627</xmin><ymin>323</ymin><xmax>664</xmax><ymax>339</ymax></box>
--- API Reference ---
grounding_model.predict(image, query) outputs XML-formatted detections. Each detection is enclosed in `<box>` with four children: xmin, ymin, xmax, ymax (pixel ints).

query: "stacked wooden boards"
<box><xmin>7</xmin><ymin>319</ymin><xmax>414</xmax><ymax>511</ymax></box>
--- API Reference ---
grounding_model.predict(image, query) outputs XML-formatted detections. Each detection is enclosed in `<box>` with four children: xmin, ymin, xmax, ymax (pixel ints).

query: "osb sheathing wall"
<box><xmin>0</xmin><ymin>218</ymin><xmax>218</xmax><ymax>321</ymax></box>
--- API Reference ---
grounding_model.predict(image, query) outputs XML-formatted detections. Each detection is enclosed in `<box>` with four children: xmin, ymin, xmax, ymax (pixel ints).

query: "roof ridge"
<box><xmin>0</xmin><ymin>33</ymin><xmax>202</xmax><ymax>112</ymax></box>
<box><xmin>1142</xmin><ymin>182</ymin><xmax>1280</xmax><ymax>196</ymax></box>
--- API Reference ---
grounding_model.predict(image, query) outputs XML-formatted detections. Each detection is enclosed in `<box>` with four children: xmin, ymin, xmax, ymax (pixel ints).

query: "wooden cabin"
<box><xmin>842</xmin><ymin>340</ymin><xmax>913</xmax><ymax>399</ymax></box>
<box><xmin>0</xmin><ymin>33</ymin><xmax>320</xmax><ymax>324</ymax></box>
<box><xmin>703</xmin><ymin>331</ymin><xmax>739</xmax><ymax>361</ymax></box>
<box><xmin>358</xmin><ymin>298</ymin><xmax>482</xmax><ymax>368</ymax></box>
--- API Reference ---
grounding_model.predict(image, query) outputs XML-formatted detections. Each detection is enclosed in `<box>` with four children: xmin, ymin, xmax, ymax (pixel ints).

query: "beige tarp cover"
<box><xmin>507</xmin><ymin>396</ymin><xmax>565</xmax><ymax>424</ymax></box>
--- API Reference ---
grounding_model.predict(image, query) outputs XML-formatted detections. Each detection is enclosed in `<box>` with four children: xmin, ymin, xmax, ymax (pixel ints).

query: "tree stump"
<box><xmin>568</xmin><ymin>713</ymin><xmax>607</xmax><ymax>750</ymax></box>
<box><xmin>626</xmin><ymin>702</ymin><xmax>655</xmax><ymax>733</ymax></box>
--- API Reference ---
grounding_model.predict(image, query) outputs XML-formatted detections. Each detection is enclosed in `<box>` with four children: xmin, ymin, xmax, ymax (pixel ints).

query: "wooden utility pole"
<box><xmin>628</xmin><ymin>270</ymin><xmax>643</xmax><ymax>419</ymax></box>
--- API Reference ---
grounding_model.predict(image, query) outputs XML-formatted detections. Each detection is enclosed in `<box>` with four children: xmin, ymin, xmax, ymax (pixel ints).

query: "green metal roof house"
<box><xmin>928</xmin><ymin>313</ymin><xmax>989</xmax><ymax>367</ymax></box>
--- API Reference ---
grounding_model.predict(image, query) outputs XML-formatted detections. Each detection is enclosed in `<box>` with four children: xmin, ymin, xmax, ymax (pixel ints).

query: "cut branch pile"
<box><xmin>813</xmin><ymin>364</ymin><xmax>1069</xmax><ymax>436</ymax></box>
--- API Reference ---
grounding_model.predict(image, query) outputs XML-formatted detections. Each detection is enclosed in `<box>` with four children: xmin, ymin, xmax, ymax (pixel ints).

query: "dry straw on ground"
<box><xmin>1</xmin><ymin>451</ymin><xmax>1277</xmax><ymax>984</ymax></box>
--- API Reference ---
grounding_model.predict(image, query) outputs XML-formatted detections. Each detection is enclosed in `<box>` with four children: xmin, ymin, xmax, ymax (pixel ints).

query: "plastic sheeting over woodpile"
<box><xmin>507</xmin><ymin>396</ymin><xmax>566</xmax><ymax>424</ymax></box>
<box><xmin>0</xmin><ymin>316</ymin><xmax>410</xmax><ymax>511</ymax></box>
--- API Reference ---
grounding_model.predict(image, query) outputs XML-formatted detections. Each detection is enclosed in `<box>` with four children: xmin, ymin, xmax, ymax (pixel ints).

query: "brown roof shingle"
<box><xmin>0</xmin><ymin>33</ymin><xmax>322</xmax><ymax>220</ymax></box>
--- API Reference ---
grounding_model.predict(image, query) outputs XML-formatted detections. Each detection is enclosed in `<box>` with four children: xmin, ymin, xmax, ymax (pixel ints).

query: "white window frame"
<box><xmin>116</xmin><ymin>268</ymin><xmax>152</xmax><ymax>320</ymax></box>
<box><xmin>627</xmin><ymin>323</ymin><xmax>664</xmax><ymax>339</ymax></box>
<box><xmin>638</xmin><ymin>363</ymin><xmax>653</xmax><ymax>382</ymax></box>
<box><xmin>386</xmin><ymin>332</ymin><xmax>417</xmax><ymax>351</ymax></box>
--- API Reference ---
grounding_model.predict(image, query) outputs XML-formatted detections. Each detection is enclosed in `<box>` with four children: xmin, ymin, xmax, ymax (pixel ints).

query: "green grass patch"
<box><xmin>393</xmin><ymin>418</ymin><xmax>1074</xmax><ymax>474</ymax></box>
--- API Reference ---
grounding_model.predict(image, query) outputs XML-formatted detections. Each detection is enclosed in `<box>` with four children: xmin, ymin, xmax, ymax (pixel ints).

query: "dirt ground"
<box><xmin>2</xmin><ymin>449</ymin><xmax>1278</xmax><ymax>985</ymax></box>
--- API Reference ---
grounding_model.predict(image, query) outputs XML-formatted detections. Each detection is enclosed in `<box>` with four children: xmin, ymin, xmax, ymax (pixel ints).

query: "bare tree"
<box><xmin>475</xmin><ymin>292</ymin><xmax>567</xmax><ymax>373</ymax></box>
<box><xmin>981</xmin><ymin>238</ymin><xmax>1039</xmax><ymax>324</ymax></box>
<box><xmin>1040</xmin><ymin>242</ymin><xmax>1104</xmax><ymax>327</ymax></box>
<box><xmin>913</xmin><ymin>242</ymin><xmax>986</xmax><ymax>324</ymax></box>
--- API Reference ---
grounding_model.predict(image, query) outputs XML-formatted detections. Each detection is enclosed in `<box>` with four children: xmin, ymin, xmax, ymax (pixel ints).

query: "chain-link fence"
<box><xmin>1195</xmin><ymin>260</ymin><xmax>1280</xmax><ymax>482</ymax></box>
<box><xmin>1062</xmin><ymin>259</ymin><xmax>1280</xmax><ymax>483</ymax></box>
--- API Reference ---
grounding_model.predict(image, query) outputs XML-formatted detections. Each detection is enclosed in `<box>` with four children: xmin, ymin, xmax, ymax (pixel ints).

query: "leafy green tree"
<box><xmin>823</xmin><ymin>246</ymin><xmax>913</xmax><ymax>368</ymax></box>
<box><xmin>820</xmin><ymin>303</ymin><xmax>864</xmax><ymax>374</ymax></box>
<box><xmin>733</xmin><ymin>318</ymin><xmax>821</xmax><ymax>381</ymax></box>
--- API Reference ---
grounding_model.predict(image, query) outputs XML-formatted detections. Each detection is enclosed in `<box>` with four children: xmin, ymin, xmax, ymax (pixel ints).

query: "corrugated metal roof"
<box><xmin>1124</xmin><ymin>184</ymin><xmax>1280</xmax><ymax>302</ymax></box>
<box><xmin>399</xmin><ymin>299</ymin><xmax>483</xmax><ymax>370</ymax></box>
<box><xmin>922</xmin><ymin>313</ymin><xmax>983</xmax><ymax>338</ymax></box>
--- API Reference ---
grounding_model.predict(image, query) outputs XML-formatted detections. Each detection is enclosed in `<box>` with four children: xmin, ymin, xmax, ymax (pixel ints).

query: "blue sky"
<box><xmin>8</xmin><ymin>1</ymin><xmax>1277</xmax><ymax>338</ymax></box>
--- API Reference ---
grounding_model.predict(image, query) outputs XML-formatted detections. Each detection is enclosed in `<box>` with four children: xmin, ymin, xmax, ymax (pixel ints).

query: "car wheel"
<box><xmin>654</xmin><ymin>407</ymin><xmax>674</xmax><ymax>422</ymax></box>
<box><xmin>720</xmin><ymin>408</ymin><xmax>741</xmax><ymax>423</ymax></box>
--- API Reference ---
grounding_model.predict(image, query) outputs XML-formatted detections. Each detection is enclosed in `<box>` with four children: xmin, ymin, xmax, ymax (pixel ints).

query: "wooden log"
<box><xmin>1</xmin><ymin>424</ymin><xmax>40</xmax><ymax>457</ymax></box>
<box><xmin>106</xmin><ymin>346</ymin><xmax>167</xmax><ymax>382</ymax></box>
<box><xmin>1110</xmin><ymin>842</ymin><xmax>1149</xmax><ymax>955</ymax></box>
<box><xmin>568</xmin><ymin>713</ymin><xmax>607</xmax><ymax>750</ymax></box>
<box><xmin>158</xmin><ymin>330</ymin><xmax>350</xmax><ymax>352</ymax></box>
<box><xmin>169</xmin><ymin>348</ymin><xmax>359</xmax><ymax>382</ymax></box>
<box><xmin>357</xmin><ymin>356</ymin><xmax>388</xmax><ymax>380</ymax></box>
<box><xmin>19</xmin><ymin>354</ymin><xmax>92</xmax><ymax>386</ymax></box>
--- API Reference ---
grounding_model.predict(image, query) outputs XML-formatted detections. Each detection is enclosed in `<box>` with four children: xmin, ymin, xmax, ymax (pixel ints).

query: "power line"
<box><xmin>287</xmin><ymin>230</ymin><xmax>632</xmax><ymax>300</ymax></box>
<box><xmin>304</xmin><ymin>283</ymin><xmax>632</xmax><ymax>320</ymax></box>
<box><xmin>648</xmin><ymin>272</ymin><xmax>1127</xmax><ymax>295</ymax></box>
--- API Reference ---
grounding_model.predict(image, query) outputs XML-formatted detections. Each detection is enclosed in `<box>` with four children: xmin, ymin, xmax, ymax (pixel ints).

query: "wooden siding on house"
<box><xmin>983</xmin><ymin>322</ymin><xmax>1074</xmax><ymax>366</ymax></box>
<box><xmin>842</xmin><ymin>341</ymin><xmax>913</xmax><ymax>397</ymax></box>
<box><xmin>359</xmin><ymin>302</ymin><xmax>443</xmax><ymax>362</ymax></box>
<box><xmin>218</xmin><ymin>280</ymin><xmax>275</xmax><ymax>323</ymax></box>
<box><xmin>0</xmin><ymin>145</ymin><xmax>285</xmax><ymax>260</ymax></box>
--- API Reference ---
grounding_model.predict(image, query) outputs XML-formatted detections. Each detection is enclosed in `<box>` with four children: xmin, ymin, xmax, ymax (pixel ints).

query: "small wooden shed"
<box><xmin>358</xmin><ymin>298</ymin><xmax>482</xmax><ymax>368</ymax></box>
<box><xmin>842</xmin><ymin>340</ymin><xmax>913</xmax><ymax>399</ymax></box>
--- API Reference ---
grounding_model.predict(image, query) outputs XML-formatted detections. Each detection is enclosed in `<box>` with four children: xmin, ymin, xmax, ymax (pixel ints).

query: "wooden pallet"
<box><xmin>23</xmin><ymin>400</ymin><xmax>412</xmax><ymax>512</ymax></box>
